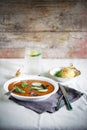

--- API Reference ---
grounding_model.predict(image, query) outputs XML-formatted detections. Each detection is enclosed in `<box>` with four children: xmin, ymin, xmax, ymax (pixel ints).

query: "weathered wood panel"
<box><xmin>0</xmin><ymin>0</ymin><xmax>87</xmax><ymax>32</ymax></box>
<box><xmin>0</xmin><ymin>32</ymin><xmax>87</xmax><ymax>58</ymax></box>
<box><xmin>0</xmin><ymin>0</ymin><xmax>87</xmax><ymax>58</ymax></box>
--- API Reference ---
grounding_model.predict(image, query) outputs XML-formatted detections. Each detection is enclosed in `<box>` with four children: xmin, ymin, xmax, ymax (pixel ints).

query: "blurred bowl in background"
<box><xmin>49</xmin><ymin>66</ymin><xmax>81</xmax><ymax>83</ymax></box>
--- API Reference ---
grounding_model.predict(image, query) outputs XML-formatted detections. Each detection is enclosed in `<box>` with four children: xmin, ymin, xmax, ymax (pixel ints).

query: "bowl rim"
<box><xmin>4</xmin><ymin>75</ymin><xmax>59</xmax><ymax>100</ymax></box>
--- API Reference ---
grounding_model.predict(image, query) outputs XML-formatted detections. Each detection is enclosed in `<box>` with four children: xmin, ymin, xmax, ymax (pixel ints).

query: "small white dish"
<box><xmin>4</xmin><ymin>75</ymin><xmax>59</xmax><ymax>101</ymax></box>
<box><xmin>49</xmin><ymin>67</ymin><xmax>81</xmax><ymax>83</ymax></box>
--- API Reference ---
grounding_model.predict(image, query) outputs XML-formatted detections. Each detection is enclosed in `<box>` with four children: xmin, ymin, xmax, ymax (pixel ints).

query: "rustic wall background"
<box><xmin>0</xmin><ymin>0</ymin><xmax>87</xmax><ymax>58</ymax></box>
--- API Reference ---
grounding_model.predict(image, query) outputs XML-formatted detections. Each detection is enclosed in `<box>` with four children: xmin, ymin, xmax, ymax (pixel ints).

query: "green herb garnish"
<box><xmin>22</xmin><ymin>82</ymin><xmax>28</xmax><ymax>88</ymax></box>
<box><xmin>54</xmin><ymin>70</ymin><xmax>62</xmax><ymax>77</ymax></box>
<box><xmin>15</xmin><ymin>87</ymin><xmax>25</xmax><ymax>93</ymax></box>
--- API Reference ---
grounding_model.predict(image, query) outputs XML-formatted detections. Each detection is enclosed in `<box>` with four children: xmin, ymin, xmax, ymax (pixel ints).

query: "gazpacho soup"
<box><xmin>8</xmin><ymin>80</ymin><xmax>54</xmax><ymax>96</ymax></box>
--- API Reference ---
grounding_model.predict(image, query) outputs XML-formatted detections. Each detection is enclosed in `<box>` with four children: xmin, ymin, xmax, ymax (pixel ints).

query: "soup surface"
<box><xmin>8</xmin><ymin>80</ymin><xmax>54</xmax><ymax>96</ymax></box>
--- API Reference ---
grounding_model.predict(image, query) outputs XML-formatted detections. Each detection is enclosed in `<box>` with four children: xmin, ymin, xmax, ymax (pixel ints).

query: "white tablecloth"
<box><xmin>0</xmin><ymin>58</ymin><xmax>87</xmax><ymax>130</ymax></box>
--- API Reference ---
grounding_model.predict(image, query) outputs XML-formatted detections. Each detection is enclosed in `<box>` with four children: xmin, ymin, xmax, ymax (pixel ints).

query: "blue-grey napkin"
<box><xmin>9</xmin><ymin>86</ymin><xmax>83</xmax><ymax>114</ymax></box>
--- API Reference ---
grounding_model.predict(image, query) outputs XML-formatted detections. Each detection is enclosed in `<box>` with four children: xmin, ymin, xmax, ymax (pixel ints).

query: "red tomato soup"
<box><xmin>8</xmin><ymin>80</ymin><xmax>54</xmax><ymax>96</ymax></box>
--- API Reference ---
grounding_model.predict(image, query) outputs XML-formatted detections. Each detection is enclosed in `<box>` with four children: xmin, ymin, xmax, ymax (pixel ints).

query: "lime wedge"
<box><xmin>28</xmin><ymin>50</ymin><xmax>41</xmax><ymax>57</ymax></box>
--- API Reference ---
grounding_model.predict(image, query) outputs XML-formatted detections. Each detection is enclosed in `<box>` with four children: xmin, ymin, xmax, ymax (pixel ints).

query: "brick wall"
<box><xmin>0</xmin><ymin>0</ymin><xmax>87</xmax><ymax>58</ymax></box>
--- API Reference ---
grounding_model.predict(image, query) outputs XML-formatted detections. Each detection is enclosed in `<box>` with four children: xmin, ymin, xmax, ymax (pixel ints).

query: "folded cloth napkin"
<box><xmin>9</xmin><ymin>86</ymin><xmax>83</xmax><ymax>114</ymax></box>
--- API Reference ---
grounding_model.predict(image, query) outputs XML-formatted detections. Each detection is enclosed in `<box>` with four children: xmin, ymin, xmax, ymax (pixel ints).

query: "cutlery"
<box><xmin>5</xmin><ymin>81</ymin><xmax>21</xmax><ymax>96</ymax></box>
<box><xmin>5</xmin><ymin>87</ymin><xmax>16</xmax><ymax>96</ymax></box>
<box><xmin>45</xmin><ymin>75</ymin><xmax>73</xmax><ymax>110</ymax></box>
<box><xmin>59</xmin><ymin>84</ymin><xmax>72</xmax><ymax>110</ymax></box>
<box><xmin>56</xmin><ymin>95</ymin><xmax>63</xmax><ymax>110</ymax></box>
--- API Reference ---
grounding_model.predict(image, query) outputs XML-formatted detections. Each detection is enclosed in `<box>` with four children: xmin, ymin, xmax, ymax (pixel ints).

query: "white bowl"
<box><xmin>4</xmin><ymin>75</ymin><xmax>59</xmax><ymax>101</ymax></box>
<box><xmin>49</xmin><ymin>67</ymin><xmax>81</xmax><ymax>83</ymax></box>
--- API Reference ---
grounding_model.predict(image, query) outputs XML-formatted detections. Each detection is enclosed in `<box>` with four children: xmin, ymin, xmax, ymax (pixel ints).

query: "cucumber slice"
<box><xmin>31</xmin><ymin>86</ymin><xmax>42</xmax><ymax>90</ymax></box>
<box><xmin>38</xmin><ymin>89</ymin><xmax>48</xmax><ymax>92</ymax></box>
<box><xmin>31</xmin><ymin>82</ymin><xmax>42</xmax><ymax>87</ymax></box>
<box><xmin>31</xmin><ymin>82</ymin><xmax>48</xmax><ymax>92</ymax></box>
<box><xmin>31</xmin><ymin>86</ymin><xmax>48</xmax><ymax>92</ymax></box>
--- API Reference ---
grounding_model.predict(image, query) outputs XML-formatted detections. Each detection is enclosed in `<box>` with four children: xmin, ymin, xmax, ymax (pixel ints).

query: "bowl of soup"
<box><xmin>4</xmin><ymin>75</ymin><xmax>59</xmax><ymax>101</ymax></box>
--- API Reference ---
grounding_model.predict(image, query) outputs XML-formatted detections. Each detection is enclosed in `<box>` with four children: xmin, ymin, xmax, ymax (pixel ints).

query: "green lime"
<box><xmin>27</xmin><ymin>50</ymin><xmax>41</xmax><ymax>57</ymax></box>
